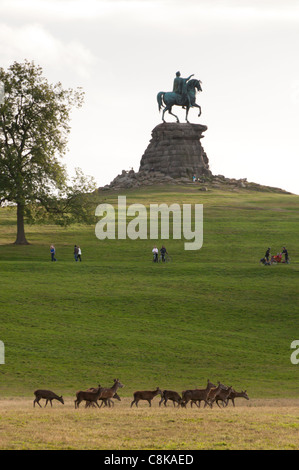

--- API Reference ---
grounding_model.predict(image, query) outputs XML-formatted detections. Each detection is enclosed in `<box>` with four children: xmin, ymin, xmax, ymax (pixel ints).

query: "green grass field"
<box><xmin>1</xmin><ymin>186</ymin><xmax>299</xmax><ymax>399</ymax></box>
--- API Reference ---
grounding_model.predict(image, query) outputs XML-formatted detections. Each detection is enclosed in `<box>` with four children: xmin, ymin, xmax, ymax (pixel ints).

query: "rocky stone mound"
<box><xmin>100</xmin><ymin>169</ymin><xmax>192</xmax><ymax>190</ymax></box>
<box><xmin>98</xmin><ymin>122</ymin><xmax>290</xmax><ymax>194</ymax></box>
<box><xmin>99</xmin><ymin>170</ymin><xmax>290</xmax><ymax>194</ymax></box>
<box><xmin>139</xmin><ymin>122</ymin><xmax>211</xmax><ymax>178</ymax></box>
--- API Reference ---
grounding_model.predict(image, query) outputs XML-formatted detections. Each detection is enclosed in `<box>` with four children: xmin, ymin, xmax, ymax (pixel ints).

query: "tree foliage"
<box><xmin>0</xmin><ymin>60</ymin><xmax>96</xmax><ymax>244</ymax></box>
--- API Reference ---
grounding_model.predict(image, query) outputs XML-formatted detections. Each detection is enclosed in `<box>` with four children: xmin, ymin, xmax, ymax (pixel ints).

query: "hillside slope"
<box><xmin>0</xmin><ymin>186</ymin><xmax>299</xmax><ymax>398</ymax></box>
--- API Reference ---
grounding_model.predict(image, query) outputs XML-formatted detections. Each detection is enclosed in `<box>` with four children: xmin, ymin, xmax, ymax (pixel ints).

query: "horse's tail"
<box><xmin>157</xmin><ymin>92</ymin><xmax>165</xmax><ymax>111</ymax></box>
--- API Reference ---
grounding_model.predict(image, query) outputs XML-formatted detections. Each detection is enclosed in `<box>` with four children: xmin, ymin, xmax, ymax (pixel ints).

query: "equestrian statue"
<box><xmin>157</xmin><ymin>71</ymin><xmax>202</xmax><ymax>123</ymax></box>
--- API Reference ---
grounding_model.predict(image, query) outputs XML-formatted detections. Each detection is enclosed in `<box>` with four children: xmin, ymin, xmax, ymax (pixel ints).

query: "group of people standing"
<box><xmin>49</xmin><ymin>245</ymin><xmax>82</xmax><ymax>262</ymax></box>
<box><xmin>261</xmin><ymin>246</ymin><xmax>289</xmax><ymax>265</ymax></box>
<box><xmin>152</xmin><ymin>245</ymin><xmax>168</xmax><ymax>263</ymax></box>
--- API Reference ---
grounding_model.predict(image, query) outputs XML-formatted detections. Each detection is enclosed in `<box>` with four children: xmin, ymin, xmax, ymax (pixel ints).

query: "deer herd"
<box><xmin>33</xmin><ymin>379</ymin><xmax>249</xmax><ymax>409</ymax></box>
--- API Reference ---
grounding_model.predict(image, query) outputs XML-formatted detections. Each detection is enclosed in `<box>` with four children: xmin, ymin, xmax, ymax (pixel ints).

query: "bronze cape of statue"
<box><xmin>157</xmin><ymin>71</ymin><xmax>202</xmax><ymax>123</ymax></box>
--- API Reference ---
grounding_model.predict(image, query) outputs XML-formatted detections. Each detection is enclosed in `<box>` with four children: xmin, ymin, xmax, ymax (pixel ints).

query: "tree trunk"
<box><xmin>14</xmin><ymin>202</ymin><xmax>29</xmax><ymax>245</ymax></box>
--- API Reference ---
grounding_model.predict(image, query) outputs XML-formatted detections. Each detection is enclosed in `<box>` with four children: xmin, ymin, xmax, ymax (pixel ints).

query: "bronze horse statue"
<box><xmin>157</xmin><ymin>79</ymin><xmax>202</xmax><ymax>123</ymax></box>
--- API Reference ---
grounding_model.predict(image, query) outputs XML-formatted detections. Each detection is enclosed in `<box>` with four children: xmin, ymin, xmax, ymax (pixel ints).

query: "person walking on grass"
<box><xmin>74</xmin><ymin>245</ymin><xmax>79</xmax><ymax>262</ymax></box>
<box><xmin>50</xmin><ymin>245</ymin><xmax>56</xmax><ymax>262</ymax></box>
<box><xmin>77</xmin><ymin>246</ymin><xmax>82</xmax><ymax>262</ymax></box>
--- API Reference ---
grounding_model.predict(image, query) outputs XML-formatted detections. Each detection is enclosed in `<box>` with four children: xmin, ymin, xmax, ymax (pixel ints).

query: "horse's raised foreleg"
<box><xmin>192</xmin><ymin>103</ymin><xmax>201</xmax><ymax>117</ymax></box>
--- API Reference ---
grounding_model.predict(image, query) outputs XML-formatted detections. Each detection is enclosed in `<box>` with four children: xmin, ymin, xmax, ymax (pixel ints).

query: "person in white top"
<box><xmin>77</xmin><ymin>246</ymin><xmax>82</xmax><ymax>262</ymax></box>
<box><xmin>152</xmin><ymin>245</ymin><xmax>158</xmax><ymax>263</ymax></box>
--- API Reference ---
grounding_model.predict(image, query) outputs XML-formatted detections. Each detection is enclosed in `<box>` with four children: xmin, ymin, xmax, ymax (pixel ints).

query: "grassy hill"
<box><xmin>1</xmin><ymin>185</ymin><xmax>299</xmax><ymax>398</ymax></box>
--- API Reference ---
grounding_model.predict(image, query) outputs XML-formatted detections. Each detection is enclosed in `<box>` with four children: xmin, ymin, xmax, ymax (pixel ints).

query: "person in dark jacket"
<box><xmin>282</xmin><ymin>247</ymin><xmax>289</xmax><ymax>264</ymax></box>
<box><xmin>160</xmin><ymin>245</ymin><xmax>168</xmax><ymax>262</ymax></box>
<box><xmin>265</xmin><ymin>247</ymin><xmax>271</xmax><ymax>262</ymax></box>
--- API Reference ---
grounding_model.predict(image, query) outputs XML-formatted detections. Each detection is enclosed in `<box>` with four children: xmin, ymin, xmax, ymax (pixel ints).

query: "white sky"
<box><xmin>1</xmin><ymin>0</ymin><xmax>299</xmax><ymax>194</ymax></box>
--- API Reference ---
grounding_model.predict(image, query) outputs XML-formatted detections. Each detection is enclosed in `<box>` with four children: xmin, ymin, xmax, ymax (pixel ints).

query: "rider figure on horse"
<box><xmin>172</xmin><ymin>71</ymin><xmax>194</xmax><ymax>108</ymax></box>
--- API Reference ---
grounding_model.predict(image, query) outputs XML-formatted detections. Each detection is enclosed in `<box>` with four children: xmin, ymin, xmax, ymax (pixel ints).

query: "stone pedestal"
<box><xmin>139</xmin><ymin>123</ymin><xmax>211</xmax><ymax>178</ymax></box>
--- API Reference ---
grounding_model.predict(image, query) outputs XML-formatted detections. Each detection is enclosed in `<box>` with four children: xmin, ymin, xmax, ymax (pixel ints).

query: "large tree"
<box><xmin>0</xmin><ymin>60</ymin><xmax>96</xmax><ymax>244</ymax></box>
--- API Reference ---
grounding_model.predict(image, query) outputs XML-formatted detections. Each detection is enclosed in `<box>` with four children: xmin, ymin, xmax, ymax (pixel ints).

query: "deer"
<box><xmin>214</xmin><ymin>386</ymin><xmax>234</xmax><ymax>408</ymax></box>
<box><xmin>81</xmin><ymin>384</ymin><xmax>102</xmax><ymax>408</ymax></box>
<box><xmin>33</xmin><ymin>389</ymin><xmax>64</xmax><ymax>408</ymax></box>
<box><xmin>181</xmin><ymin>380</ymin><xmax>215</xmax><ymax>408</ymax></box>
<box><xmin>85</xmin><ymin>390</ymin><xmax>121</xmax><ymax>408</ymax></box>
<box><xmin>208</xmin><ymin>385</ymin><xmax>232</xmax><ymax>408</ymax></box>
<box><xmin>99</xmin><ymin>392</ymin><xmax>121</xmax><ymax>408</ymax></box>
<box><xmin>225</xmin><ymin>389</ymin><xmax>249</xmax><ymax>407</ymax></box>
<box><xmin>159</xmin><ymin>390</ymin><xmax>183</xmax><ymax>407</ymax></box>
<box><xmin>204</xmin><ymin>382</ymin><xmax>228</xmax><ymax>408</ymax></box>
<box><xmin>131</xmin><ymin>387</ymin><xmax>162</xmax><ymax>407</ymax></box>
<box><xmin>74</xmin><ymin>385</ymin><xmax>103</xmax><ymax>409</ymax></box>
<box><xmin>96</xmin><ymin>378</ymin><xmax>124</xmax><ymax>407</ymax></box>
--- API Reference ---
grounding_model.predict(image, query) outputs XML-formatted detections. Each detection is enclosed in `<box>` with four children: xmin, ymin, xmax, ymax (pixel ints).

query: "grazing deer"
<box><xmin>33</xmin><ymin>390</ymin><xmax>64</xmax><ymax>408</ymax></box>
<box><xmin>159</xmin><ymin>390</ymin><xmax>183</xmax><ymax>407</ymax></box>
<box><xmin>225</xmin><ymin>389</ymin><xmax>249</xmax><ymax>407</ymax></box>
<box><xmin>181</xmin><ymin>380</ymin><xmax>216</xmax><ymax>408</ymax></box>
<box><xmin>131</xmin><ymin>387</ymin><xmax>162</xmax><ymax>407</ymax></box>
<box><xmin>74</xmin><ymin>386</ymin><xmax>103</xmax><ymax>409</ymax></box>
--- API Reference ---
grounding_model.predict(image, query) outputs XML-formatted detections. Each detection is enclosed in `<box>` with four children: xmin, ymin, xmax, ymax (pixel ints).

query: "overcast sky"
<box><xmin>1</xmin><ymin>0</ymin><xmax>299</xmax><ymax>194</ymax></box>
